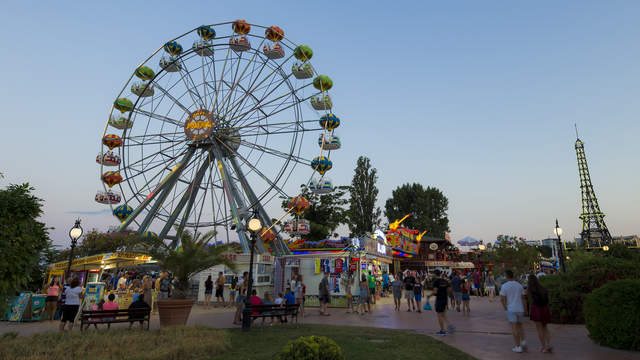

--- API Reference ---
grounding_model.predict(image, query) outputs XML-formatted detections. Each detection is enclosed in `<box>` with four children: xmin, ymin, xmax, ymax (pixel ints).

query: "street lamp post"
<box><xmin>242</xmin><ymin>216</ymin><xmax>262</xmax><ymax>332</ymax></box>
<box><xmin>66</xmin><ymin>219</ymin><xmax>84</xmax><ymax>279</ymax></box>
<box><xmin>553</xmin><ymin>219</ymin><xmax>566</xmax><ymax>273</ymax></box>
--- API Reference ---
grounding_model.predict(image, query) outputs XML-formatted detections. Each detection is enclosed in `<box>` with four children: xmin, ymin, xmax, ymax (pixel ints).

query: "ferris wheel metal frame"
<box><xmin>97</xmin><ymin>20</ymin><xmax>340</xmax><ymax>255</ymax></box>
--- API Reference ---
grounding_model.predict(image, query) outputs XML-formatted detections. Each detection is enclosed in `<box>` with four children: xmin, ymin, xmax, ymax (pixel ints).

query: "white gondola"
<box><xmin>284</xmin><ymin>219</ymin><xmax>311</xmax><ymax>235</ymax></box>
<box><xmin>131</xmin><ymin>81</ymin><xmax>154</xmax><ymax>97</ymax></box>
<box><xmin>309</xmin><ymin>177</ymin><xmax>334</xmax><ymax>194</ymax></box>
<box><xmin>95</xmin><ymin>191</ymin><xmax>121</xmax><ymax>204</ymax></box>
<box><xmin>192</xmin><ymin>39</ymin><xmax>214</xmax><ymax>56</ymax></box>
<box><xmin>318</xmin><ymin>133</ymin><xmax>341</xmax><ymax>150</ymax></box>
<box><xmin>310</xmin><ymin>94</ymin><xmax>332</xmax><ymax>110</ymax></box>
<box><xmin>229</xmin><ymin>36</ymin><xmax>250</xmax><ymax>52</ymax></box>
<box><xmin>108</xmin><ymin>114</ymin><xmax>133</xmax><ymax>129</ymax></box>
<box><xmin>263</xmin><ymin>43</ymin><xmax>284</xmax><ymax>59</ymax></box>
<box><xmin>159</xmin><ymin>56</ymin><xmax>182</xmax><ymax>72</ymax></box>
<box><xmin>292</xmin><ymin>62</ymin><xmax>314</xmax><ymax>79</ymax></box>
<box><xmin>96</xmin><ymin>152</ymin><xmax>121</xmax><ymax>166</ymax></box>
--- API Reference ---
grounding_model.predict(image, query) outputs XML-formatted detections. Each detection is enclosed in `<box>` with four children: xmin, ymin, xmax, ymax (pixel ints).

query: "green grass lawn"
<box><xmin>0</xmin><ymin>324</ymin><xmax>475</xmax><ymax>360</ymax></box>
<box><xmin>218</xmin><ymin>324</ymin><xmax>476</xmax><ymax>360</ymax></box>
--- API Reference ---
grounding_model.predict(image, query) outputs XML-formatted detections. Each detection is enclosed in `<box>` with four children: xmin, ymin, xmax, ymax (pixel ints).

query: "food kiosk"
<box><xmin>277</xmin><ymin>235</ymin><xmax>392</xmax><ymax>307</ymax></box>
<box><xmin>194</xmin><ymin>253</ymin><xmax>276</xmax><ymax>303</ymax></box>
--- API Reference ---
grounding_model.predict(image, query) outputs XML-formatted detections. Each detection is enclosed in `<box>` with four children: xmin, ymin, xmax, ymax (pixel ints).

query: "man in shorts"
<box><xmin>367</xmin><ymin>271</ymin><xmax>376</xmax><ymax>304</ymax></box>
<box><xmin>500</xmin><ymin>269</ymin><xmax>528</xmax><ymax>353</ymax></box>
<box><xmin>450</xmin><ymin>272</ymin><xmax>463</xmax><ymax>312</ymax></box>
<box><xmin>318</xmin><ymin>272</ymin><xmax>331</xmax><ymax>316</ymax></box>
<box><xmin>432</xmin><ymin>270</ymin><xmax>455</xmax><ymax>335</ymax></box>
<box><xmin>403</xmin><ymin>271</ymin><xmax>416</xmax><ymax>311</ymax></box>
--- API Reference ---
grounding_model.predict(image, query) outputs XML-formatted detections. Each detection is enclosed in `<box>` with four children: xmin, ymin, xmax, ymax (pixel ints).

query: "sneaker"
<box><xmin>435</xmin><ymin>331</ymin><xmax>447</xmax><ymax>336</ymax></box>
<box><xmin>520</xmin><ymin>340</ymin><xmax>527</xmax><ymax>352</ymax></box>
<box><xmin>512</xmin><ymin>346</ymin><xmax>523</xmax><ymax>353</ymax></box>
<box><xmin>447</xmin><ymin>324</ymin><xmax>456</xmax><ymax>333</ymax></box>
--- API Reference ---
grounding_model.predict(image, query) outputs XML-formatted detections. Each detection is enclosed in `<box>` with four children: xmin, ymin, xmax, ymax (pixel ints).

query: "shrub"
<box><xmin>278</xmin><ymin>335</ymin><xmax>344</xmax><ymax>360</ymax></box>
<box><xmin>584</xmin><ymin>279</ymin><xmax>640</xmax><ymax>351</ymax></box>
<box><xmin>540</xmin><ymin>254</ymin><xmax>640</xmax><ymax>324</ymax></box>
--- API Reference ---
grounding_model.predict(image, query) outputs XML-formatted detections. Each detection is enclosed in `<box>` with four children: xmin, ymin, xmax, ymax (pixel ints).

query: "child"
<box><xmin>344</xmin><ymin>277</ymin><xmax>353</xmax><ymax>313</ymax></box>
<box><xmin>461</xmin><ymin>279</ymin><xmax>471</xmax><ymax>316</ymax></box>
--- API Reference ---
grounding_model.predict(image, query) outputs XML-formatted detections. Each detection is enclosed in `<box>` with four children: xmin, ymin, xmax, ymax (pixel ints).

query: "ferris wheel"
<box><xmin>96</xmin><ymin>20</ymin><xmax>342</xmax><ymax>255</ymax></box>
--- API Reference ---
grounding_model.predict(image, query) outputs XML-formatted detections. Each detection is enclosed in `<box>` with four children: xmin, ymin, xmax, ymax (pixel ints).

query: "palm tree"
<box><xmin>144</xmin><ymin>229</ymin><xmax>236</xmax><ymax>299</ymax></box>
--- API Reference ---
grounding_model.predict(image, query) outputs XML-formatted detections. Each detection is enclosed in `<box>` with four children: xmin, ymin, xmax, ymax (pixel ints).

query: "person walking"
<box><xmin>142</xmin><ymin>275</ymin><xmax>153</xmax><ymax>309</ymax></box>
<box><xmin>500</xmin><ymin>269</ymin><xmax>528</xmax><ymax>353</ymax></box>
<box><xmin>344</xmin><ymin>276</ymin><xmax>354</xmax><ymax>313</ymax></box>
<box><xmin>391</xmin><ymin>273</ymin><xmax>403</xmax><ymax>311</ymax></box>
<box><xmin>413</xmin><ymin>276</ymin><xmax>423</xmax><ymax>313</ymax></box>
<box><xmin>450</xmin><ymin>272</ymin><xmax>463</xmax><ymax>312</ymax></box>
<box><xmin>403</xmin><ymin>271</ymin><xmax>416</xmax><ymax>312</ymax></box>
<box><xmin>59</xmin><ymin>278</ymin><xmax>83</xmax><ymax>333</ymax></box>
<box><xmin>318</xmin><ymin>272</ymin><xmax>331</xmax><ymax>316</ymax></box>
<box><xmin>228</xmin><ymin>276</ymin><xmax>238</xmax><ymax>307</ymax></box>
<box><xmin>472</xmin><ymin>270</ymin><xmax>482</xmax><ymax>296</ymax></box>
<box><xmin>357</xmin><ymin>275</ymin><xmax>369</xmax><ymax>315</ymax></box>
<box><xmin>44</xmin><ymin>278</ymin><xmax>61</xmax><ymax>321</ymax></box>
<box><xmin>461</xmin><ymin>279</ymin><xmax>471</xmax><ymax>315</ymax></box>
<box><xmin>367</xmin><ymin>271</ymin><xmax>376</xmax><ymax>304</ymax></box>
<box><xmin>432</xmin><ymin>270</ymin><xmax>455</xmax><ymax>335</ymax></box>
<box><xmin>204</xmin><ymin>275</ymin><xmax>214</xmax><ymax>307</ymax></box>
<box><xmin>215</xmin><ymin>272</ymin><xmax>226</xmax><ymax>307</ymax></box>
<box><xmin>528</xmin><ymin>274</ymin><xmax>553</xmax><ymax>353</ymax></box>
<box><xmin>382</xmin><ymin>272</ymin><xmax>390</xmax><ymax>296</ymax></box>
<box><xmin>294</xmin><ymin>275</ymin><xmax>305</xmax><ymax>317</ymax></box>
<box><xmin>486</xmin><ymin>274</ymin><xmax>496</xmax><ymax>302</ymax></box>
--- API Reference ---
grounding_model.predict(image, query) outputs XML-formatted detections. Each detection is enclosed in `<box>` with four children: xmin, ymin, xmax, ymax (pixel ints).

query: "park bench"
<box><xmin>80</xmin><ymin>308</ymin><xmax>151</xmax><ymax>331</ymax></box>
<box><xmin>246</xmin><ymin>303</ymin><xmax>299</xmax><ymax>324</ymax></box>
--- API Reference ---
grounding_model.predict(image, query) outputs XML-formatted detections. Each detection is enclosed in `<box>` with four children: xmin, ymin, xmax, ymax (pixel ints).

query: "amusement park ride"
<box><xmin>96</xmin><ymin>20</ymin><xmax>342</xmax><ymax>254</ymax></box>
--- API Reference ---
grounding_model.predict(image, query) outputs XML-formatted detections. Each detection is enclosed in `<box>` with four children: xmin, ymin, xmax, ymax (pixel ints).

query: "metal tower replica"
<box><xmin>575</xmin><ymin>129</ymin><xmax>612</xmax><ymax>248</ymax></box>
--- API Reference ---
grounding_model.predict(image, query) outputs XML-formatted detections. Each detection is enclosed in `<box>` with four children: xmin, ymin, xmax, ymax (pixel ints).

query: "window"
<box><xmin>257</xmin><ymin>264</ymin><xmax>272</xmax><ymax>274</ymax></box>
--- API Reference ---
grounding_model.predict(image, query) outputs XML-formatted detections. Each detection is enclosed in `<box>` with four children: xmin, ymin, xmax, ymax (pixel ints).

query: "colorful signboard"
<box><xmin>83</xmin><ymin>282</ymin><xmax>106</xmax><ymax>311</ymax></box>
<box><xmin>8</xmin><ymin>292</ymin><xmax>31</xmax><ymax>322</ymax></box>
<box><xmin>28</xmin><ymin>295</ymin><xmax>47</xmax><ymax>321</ymax></box>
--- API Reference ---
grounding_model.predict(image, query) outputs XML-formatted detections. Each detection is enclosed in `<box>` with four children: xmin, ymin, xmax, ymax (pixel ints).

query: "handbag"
<box><xmin>423</xmin><ymin>301</ymin><xmax>432</xmax><ymax>311</ymax></box>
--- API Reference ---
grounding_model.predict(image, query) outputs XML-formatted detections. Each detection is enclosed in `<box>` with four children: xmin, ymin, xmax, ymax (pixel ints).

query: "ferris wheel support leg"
<box><xmin>210</xmin><ymin>144</ymin><xmax>255</xmax><ymax>254</ymax></box>
<box><xmin>136</xmin><ymin>147</ymin><xmax>197</xmax><ymax>234</ymax></box>
<box><xmin>228</xmin><ymin>156</ymin><xmax>289</xmax><ymax>256</ymax></box>
<box><xmin>159</xmin><ymin>150</ymin><xmax>213</xmax><ymax>248</ymax></box>
<box><xmin>117</xmin><ymin>147</ymin><xmax>196</xmax><ymax>233</ymax></box>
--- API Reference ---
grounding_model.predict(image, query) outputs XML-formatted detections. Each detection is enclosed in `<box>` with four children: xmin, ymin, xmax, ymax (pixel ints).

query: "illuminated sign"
<box><xmin>184</xmin><ymin>109</ymin><xmax>214</xmax><ymax>141</ymax></box>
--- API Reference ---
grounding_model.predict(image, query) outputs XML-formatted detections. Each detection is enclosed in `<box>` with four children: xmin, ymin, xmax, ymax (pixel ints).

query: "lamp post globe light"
<box><xmin>242</xmin><ymin>216</ymin><xmax>262</xmax><ymax>332</ymax></box>
<box><xmin>554</xmin><ymin>219</ymin><xmax>566</xmax><ymax>273</ymax></box>
<box><xmin>66</xmin><ymin>219</ymin><xmax>83</xmax><ymax>277</ymax></box>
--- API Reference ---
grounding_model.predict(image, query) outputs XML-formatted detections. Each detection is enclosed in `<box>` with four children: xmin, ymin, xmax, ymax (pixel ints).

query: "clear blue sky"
<box><xmin>1</xmin><ymin>1</ymin><xmax>638</xmax><ymax>247</ymax></box>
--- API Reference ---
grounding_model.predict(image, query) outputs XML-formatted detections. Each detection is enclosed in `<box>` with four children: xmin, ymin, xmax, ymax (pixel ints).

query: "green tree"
<box><xmin>347</xmin><ymin>156</ymin><xmax>381</xmax><ymax>236</ymax></box>
<box><xmin>284</xmin><ymin>185</ymin><xmax>349</xmax><ymax>241</ymax></box>
<box><xmin>0</xmin><ymin>183</ymin><xmax>53</xmax><ymax>310</ymax></box>
<box><xmin>479</xmin><ymin>240</ymin><xmax>541</xmax><ymax>277</ymax></box>
<box><xmin>384</xmin><ymin>183</ymin><xmax>450</xmax><ymax>238</ymax></box>
<box><xmin>141</xmin><ymin>229</ymin><xmax>235</xmax><ymax>299</ymax></box>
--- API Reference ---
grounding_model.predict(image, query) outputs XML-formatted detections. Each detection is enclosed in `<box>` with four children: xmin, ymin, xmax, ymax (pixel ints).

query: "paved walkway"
<box><xmin>1</xmin><ymin>296</ymin><xmax>637</xmax><ymax>360</ymax></box>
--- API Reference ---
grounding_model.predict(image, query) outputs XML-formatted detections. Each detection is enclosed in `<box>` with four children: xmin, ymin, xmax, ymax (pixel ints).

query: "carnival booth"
<box><xmin>46</xmin><ymin>252</ymin><xmax>156</xmax><ymax>287</ymax></box>
<box><xmin>194</xmin><ymin>253</ymin><xmax>276</xmax><ymax>302</ymax></box>
<box><xmin>46</xmin><ymin>252</ymin><xmax>157</xmax><ymax>312</ymax></box>
<box><xmin>278</xmin><ymin>234</ymin><xmax>392</xmax><ymax>307</ymax></box>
